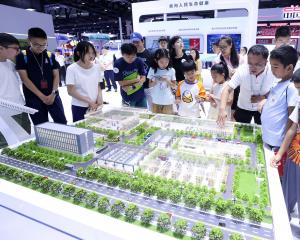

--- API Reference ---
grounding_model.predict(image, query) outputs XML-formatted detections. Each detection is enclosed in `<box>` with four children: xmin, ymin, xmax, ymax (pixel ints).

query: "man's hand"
<box><xmin>88</xmin><ymin>101</ymin><xmax>99</xmax><ymax>111</ymax></box>
<box><xmin>251</xmin><ymin>95</ymin><xmax>265</xmax><ymax>103</ymax></box>
<box><xmin>43</xmin><ymin>94</ymin><xmax>56</xmax><ymax>105</ymax></box>
<box><xmin>258</xmin><ymin>99</ymin><xmax>267</xmax><ymax>113</ymax></box>
<box><xmin>217</xmin><ymin>109</ymin><xmax>227</xmax><ymax>127</ymax></box>
<box><xmin>270</xmin><ymin>154</ymin><xmax>282</xmax><ymax>168</ymax></box>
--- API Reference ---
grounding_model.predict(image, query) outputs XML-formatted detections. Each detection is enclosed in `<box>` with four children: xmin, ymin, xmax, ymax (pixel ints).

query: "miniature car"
<box><xmin>218</xmin><ymin>222</ymin><xmax>226</xmax><ymax>227</ymax></box>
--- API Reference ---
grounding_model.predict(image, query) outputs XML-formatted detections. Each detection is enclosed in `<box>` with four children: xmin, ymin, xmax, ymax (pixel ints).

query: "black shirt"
<box><xmin>137</xmin><ymin>49</ymin><xmax>152</xmax><ymax>89</ymax></box>
<box><xmin>16</xmin><ymin>48</ymin><xmax>59</xmax><ymax>100</ymax></box>
<box><xmin>171</xmin><ymin>53</ymin><xmax>192</xmax><ymax>83</ymax></box>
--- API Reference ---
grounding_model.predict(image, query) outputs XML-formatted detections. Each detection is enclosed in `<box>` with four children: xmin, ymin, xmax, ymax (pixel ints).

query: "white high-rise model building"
<box><xmin>34</xmin><ymin>122</ymin><xmax>94</xmax><ymax>155</ymax></box>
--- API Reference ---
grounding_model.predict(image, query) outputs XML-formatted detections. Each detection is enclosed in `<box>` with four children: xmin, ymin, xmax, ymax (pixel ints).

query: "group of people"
<box><xmin>1</xmin><ymin>25</ymin><xmax>300</xmax><ymax>223</ymax></box>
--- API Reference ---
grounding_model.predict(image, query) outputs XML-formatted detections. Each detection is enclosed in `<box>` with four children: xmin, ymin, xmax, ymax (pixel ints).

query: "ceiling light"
<box><xmin>26</xmin><ymin>8</ymin><xmax>36</xmax><ymax>11</ymax></box>
<box><xmin>106</xmin><ymin>25</ymin><xmax>109</xmax><ymax>27</ymax></box>
<box><xmin>104</xmin><ymin>9</ymin><xmax>107</xmax><ymax>11</ymax></box>
<box><xmin>98</xmin><ymin>17</ymin><xmax>101</xmax><ymax>20</ymax></box>
<box><xmin>82</xmin><ymin>2</ymin><xmax>85</xmax><ymax>4</ymax></box>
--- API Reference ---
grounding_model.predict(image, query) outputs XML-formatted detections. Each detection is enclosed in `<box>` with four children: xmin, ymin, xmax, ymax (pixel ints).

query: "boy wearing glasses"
<box><xmin>0</xmin><ymin>33</ymin><xmax>31</xmax><ymax>148</ymax></box>
<box><xmin>16</xmin><ymin>27</ymin><xmax>67</xmax><ymax>125</ymax></box>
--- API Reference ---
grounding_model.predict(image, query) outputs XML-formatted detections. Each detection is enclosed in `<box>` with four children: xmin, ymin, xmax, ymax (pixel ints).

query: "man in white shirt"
<box><xmin>217</xmin><ymin>45</ymin><xmax>275</xmax><ymax>125</ymax></box>
<box><xmin>0</xmin><ymin>33</ymin><xmax>31</xmax><ymax>148</ymax></box>
<box><xmin>99</xmin><ymin>46</ymin><xmax>117</xmax><ymax>92</ymax></box>
<box><xmin>55</xmin><ymin>50</ymin><xmax>66</xmax><ymax>86</ymax></box>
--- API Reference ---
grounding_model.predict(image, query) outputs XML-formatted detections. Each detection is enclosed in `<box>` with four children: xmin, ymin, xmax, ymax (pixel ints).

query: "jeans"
<box><xmin>71</xmin><ymin>105</ymin><xmax>89</xmax><ymax>122</ymax></box>
<box><xmin>104</xmin><ymin>70</ymin><xmax>117</xmax><ymax>90</ymax></box>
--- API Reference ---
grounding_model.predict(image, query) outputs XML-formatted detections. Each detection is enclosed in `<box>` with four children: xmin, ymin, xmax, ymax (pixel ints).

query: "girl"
<box><xmin>190</xmin><ymin>48</ymin><xmax>203</xmax><ymax>83</ymax></box>
<box><xmin>66</xmin><ymin>41</ymin><xmax>103</xmax><ymax>122</ymax></box>
<box><xmin>168</xmin><ymin>36</ymin><xmax>191</xmax><ymax>83</ymax></box>
<box><xmin>148</xmin><ymin>49</ymin><xmax>176</xmax><ymax>114</ymax></box>
<box><xmin>270</xmin><ymin>69</ymin><xmax>300</xmax><ymax>222</ymax></box>
<box><xmin>207</xmin><ymin>62</ymin><xmax>232</xmax><ymax>120</ymax></box>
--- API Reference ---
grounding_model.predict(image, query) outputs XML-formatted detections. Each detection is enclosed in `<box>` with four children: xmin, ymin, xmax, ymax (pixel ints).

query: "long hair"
<box><xmin>219</xmin><ymin>36</ymin><xmax>239</xmax><ymax>68</ymax></box>
<box><xmin>168</xmin><ymin>36</ymin><xmax>182</xmax><ymax>59</ymax></box>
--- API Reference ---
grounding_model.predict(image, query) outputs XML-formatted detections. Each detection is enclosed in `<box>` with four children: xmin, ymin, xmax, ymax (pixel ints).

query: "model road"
<box><xmin>0</xmin><ymin>156</ymin><xmax>273</xmax><ymax>240</ymax></box>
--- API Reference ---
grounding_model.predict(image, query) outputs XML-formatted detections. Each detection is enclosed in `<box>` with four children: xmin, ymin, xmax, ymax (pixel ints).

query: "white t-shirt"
<box><xmin>228</xmin><ymin>64</ymin><xmax>275</xmax><ymax>111</ymax></box>
<box><xmin>289</xmin><ymin>101</ymin><xmax>300</xmax><ymax>133</ymax></box>
<box><xmin>207</xmin><ymin>82</ymin><xmax>231</xmax><ymax>120</ymax></box>
<box><xmin>99</xmin><ymin>52</ymin><xmax>114</xmax><ymax>71</ymax></box>
<box><xmin>176</xmin><ymin>80</ymin><xmax>206</xmax><ymax>118</ymax></box>
<box><xmin>66</xmin><ymin>63</ymin><xmax>101</xmax><ymax>107</ymax></box>
<box><xmin>147</xmin><ymin>67</ymin><xmax>176</xmax><ymax>105</ymax></box>
<box><xmin>55</xmin><ymin>54</ymin><xmax>65</xmax><ymax>67</ymax></box>
<box><xmin>0</xmin><ymin>60</ymin><xmax>25</xmax><ymax>105</ymax></box>
<box><xmin>261</xmin><ymin>80</ymin><xmax>298</xmax><ymax>146</ymax></box>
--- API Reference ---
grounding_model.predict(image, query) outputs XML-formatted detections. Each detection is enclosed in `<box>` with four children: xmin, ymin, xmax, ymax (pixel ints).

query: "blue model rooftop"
<box><xmin>36</xmin><ymin>122</ymin><xmax>90</xmax><ymax>135</ymax></box>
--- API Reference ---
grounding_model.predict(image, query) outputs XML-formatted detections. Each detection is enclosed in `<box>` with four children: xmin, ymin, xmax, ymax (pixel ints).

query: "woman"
<box><xmin>168</xmin><ymin>36</ymin><xmax>191</xmax><ymax>83</ymax></box>
<box><xmin>217</xmin><ymin>36</ymin><xmax>240</xmax><ymax>119</ymax></box>
<box><xmin>190</xmin><ymin>48</ymin><xmax>203</xmax><ymax>83</ymax></box>
<box><xmin>239</xmin><ymin>46</ymin><xmax>248</xmax><ymax>65</ymax></box>
<box><xmin>66</xmin><ymin>41</ymin><xmax>103</xmax><ymax>122</ymax></box>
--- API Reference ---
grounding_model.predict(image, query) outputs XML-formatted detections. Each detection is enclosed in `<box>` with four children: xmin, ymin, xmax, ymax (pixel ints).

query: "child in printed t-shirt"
<box><xmin>270</xmin><ymin>69</ymin><xmax>300</xmax><ymax>222</ymax></box>
<box><xmin>176</xmin><ymin>61</ymin><xmax>206</xmax><ymax>117</ymax></box>
<box><xmin>148</xmin><ymin>48</ymin><xmax>176</xmax><ymax>114</ymax></box>
<box><xmin>260</xmin><ymin>45</ymin><xmax>299</xmax><ymax>177</ymax></box>
<box><xmin>113</xmin><ymin>43</ymin><xmax>147</xmax><ymax>108</ymax></box>
<box><xmin>207</xmin><ymin>62</ymin><xmax>232</xmax><ymax>120</ymax></box>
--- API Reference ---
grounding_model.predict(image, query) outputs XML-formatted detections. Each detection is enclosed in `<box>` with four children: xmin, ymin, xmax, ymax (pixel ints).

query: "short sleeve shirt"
<box><xmin>261</xmin><ymin>80</ymin><xmax>298</xmax><ymax>146</ymax></box>
<box><xmin>16</xmin><ymin>48</ymin><xmax>59</xmax><ymax>100</ymax></box>
<box><xmin>113</xmin><ymin>57</ymin><xmax>145</xmax><ymax>102</ymax></box>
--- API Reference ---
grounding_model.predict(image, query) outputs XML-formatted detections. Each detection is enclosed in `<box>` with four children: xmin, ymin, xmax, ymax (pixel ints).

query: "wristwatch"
<box><xmin>52</xmin><ymin>90</ymin><xmax>58</xmax><ymax>96</ymax></box>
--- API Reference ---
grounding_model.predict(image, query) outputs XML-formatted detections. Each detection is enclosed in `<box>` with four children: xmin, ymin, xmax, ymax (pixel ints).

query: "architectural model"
<box><xmin>35</xmin><ymin>122</ymin><xmax>94</xmax><ymax>156</ymax></box>
<box><xmin>0</xmin><ymin>107</ymin><xmax>282</xmax><ymax>240</ymax></box>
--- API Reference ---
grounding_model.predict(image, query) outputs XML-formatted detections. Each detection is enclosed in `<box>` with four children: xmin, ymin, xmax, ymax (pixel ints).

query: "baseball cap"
<box><xmin>130</xmin><ymin>32</ymin><xmax>143</xmax><ymax>42</ymax></box>
<box><xmin>158</xmin><ymin>36</ymin><xmax>168</xmax><ymax>42</ymax></box>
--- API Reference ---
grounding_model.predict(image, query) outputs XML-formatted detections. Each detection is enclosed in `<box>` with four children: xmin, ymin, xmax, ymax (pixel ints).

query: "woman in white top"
<box><xmin>66</xmin><ymin>41</ymin><xmax>103</xmax><ymax>122</ymax></box>
<box><xmin>207</xmin><ymin>62</ymin><xmax>232</xmax><ymax>120</ymax></box>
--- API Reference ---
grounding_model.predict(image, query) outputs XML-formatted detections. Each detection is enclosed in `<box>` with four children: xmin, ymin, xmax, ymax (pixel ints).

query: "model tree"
<box><xmin>230</xmin><ymin>204</ymin><xmax>245</xmax><ymax>220</ymax></box>
<box><xmin>49</xmin><ymin>181</ymin><xmax>62</xmax><ymax>195</ymax></box>
<box><xmin>143</xmin><ymin>182</ymin><xmax>157</xmax><ymax>197</ymax></box>
<box><xmin>184</xmin><ymin>192</ymin><xmax>198</xmax><ymax>208</ymax></box>
<box><xmin>62</xmin><ymin>184</ymin><xmax>76</xmax><ymax>198</ymax></box>
<box><xmin>40</xmin><ymin>179</ymin><xmax>53</xmax><ymax>193</ymax></box>
<box><xmin>215</xmin><ymin>198</ymin><xmax>228</xmax><ymax>215</ymax></box>
<box><xmin>73</xmin><ymin>189</ymin><xmax>88</xmax><ymax>203</ymax></box>
<box><xmin>230</xmin><ymin>233</ymin><xmax>244</xmax><ymax>240</ymax></box>
<box><xmin>156</xmin><ymin>186</ymin><xmax>169</xmax><ymax>200</ymax></box>
<box><xmin>85</xmin><ymin>192</ymin><xmax>99</xmax><ymax>208</ymax></box>
<box><xmin>191</xmin><ymin>222</ymin><xmax>206</xmax><ymax>240</ymax></box>
<box><xmin>124</xmin><ymin>203</ymin><xmax>139</xmax><ymax>222</ymax></box>
<box><xmin>141</xmin><ymin>208</ymin><xmax>154</xmax><ymax>225</ymax></box>
<box><xmin>157</xmin><ymin>213</ymin><xmax>171</xmax><ymax>232</ymax></box>
<box><xmin>199</xmin><ymin>196</ymin><xmax>213</xmax><ymax>211</ymax></box>
<box><xmin>97</xmin><ymin>196</ymin><xmax>110</xmax><ymax>213</ymax></box>
<box><xmin>248</xmin><ymin>208</ymin><xmax>263</xmax><ymax>223</ymax></box>
<box><xmin>174</xmin><ymin>219</ymin><xmax>188</xmax><ymax>237</ymax></box>
<box><xmin>169</xmin><ymin>189</ymin><xmax>182</xmax><ymax>204</ymax></box>
<box><xmin>209</xmin><ymin>227</ymin><xmax>224</xmax><ymax>240</ymax></box>
<box><xmin>111</xmin><ymin>200</ymin><xmax>125</xmax><ymax>218</ymax></box>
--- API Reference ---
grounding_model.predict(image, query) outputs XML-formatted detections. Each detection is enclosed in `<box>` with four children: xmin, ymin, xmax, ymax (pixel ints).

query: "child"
<box><xmin>16</xmin><ymin>27</ymin><xmax>66</xmax><ymax>125</ymax></box>
<box><xmin>113</xmin><ymin>43</ymin><xmax>147</xmax><ymax>108</ymax></box>
<box><xmin>261</xmin><ymin>45</ymin><xmax>299</xmax><ymax>177</ymax></box>
<box><xmin>270</xmin><ymin>68</ymin><xmax>300</xmax><ymax>222</ymax></box>
<box><xmin>207</xmin><ymin>62</ymin><xmax>232</xmax><ymax>120</ymax></box>
<box><xmin>0</xmin><ymin>33</ymin><xmax>31</xmax><ymax>148</ymax></box>
<box><xmin>148</xmin><ymin>48</ymin><xmax>176</xmax><ymax>114</ymax></box>
<box><xmin>66</xmin><ymin>41</ymin><xmax>103</xmax><ymax>122</ymax></box>
<box><xmin>176</xmin><ymin>61</ymin><xmax>206</xmax><ymax>117</ymax></box>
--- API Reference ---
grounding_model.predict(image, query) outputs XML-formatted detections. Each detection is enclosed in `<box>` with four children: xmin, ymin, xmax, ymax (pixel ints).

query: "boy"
<box><xmin>275</xmin><ymin>26</ymin><xmax>291</xmax><ymax>49</ymax></box>
<box><xmin>158</xmin><ymin>36</ymin><xmax>168</xmax><ymax>50</ymax></box>
<box><xmin>113</xmin><ymin>43</ymin><xmax>147</xmax><ymax>108</ymax></box>
<box><xmin>0</xmin><ymin>33</ymin><xmax>31</xmax><ymax>148</ymax></box>
<box><xmin>176</xmin><ymin>61</ymin><xmax>206</xmax><ymax>117</ymax></box>
<box><xmin>16</xmin><ymin>27</ymin><xmax>67</xmax><ymax>125</ymax></box>
<box><xmin>260</xmin><ymin>45</ymin><xmax>299</xmax><ymax>177</ymax></box>
<box><xmin>270</xmin><ymin>68</ymin><xmax>300</xmax><ymax>222</ymax></box>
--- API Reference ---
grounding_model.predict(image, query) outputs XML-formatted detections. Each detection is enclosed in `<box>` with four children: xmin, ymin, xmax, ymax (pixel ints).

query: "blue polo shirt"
<box><xmin>261</xmin><ymin>79</ymin><xmax>298</xmax><ymax>146</ymax></box>
<box><xmin>113</xmin><ymin>57</ymin><xmax>145</xmax><ymax>102</ymax></box>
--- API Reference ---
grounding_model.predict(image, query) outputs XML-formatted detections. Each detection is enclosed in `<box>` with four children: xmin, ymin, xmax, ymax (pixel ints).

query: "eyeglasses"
<box><xmin>219</xmin><ymin>45</ymin><xmax>229</xmax><ymax>50</ymax></box>
<box><xmin>4</xmin><ymin>46</ymin><xmax>20</xmax><ymax>52</ymax></box>
<box><xmin>30</xmin><ymin>42</ymin><xmax>48</xmax><ymax>49</ymax></box>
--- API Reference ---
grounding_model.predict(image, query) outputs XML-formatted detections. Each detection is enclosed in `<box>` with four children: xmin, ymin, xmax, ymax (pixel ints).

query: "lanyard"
<box><xmin>30</xmin><ymin>49</ymin><xmax>44</xmax><ymax>78</ymax></box>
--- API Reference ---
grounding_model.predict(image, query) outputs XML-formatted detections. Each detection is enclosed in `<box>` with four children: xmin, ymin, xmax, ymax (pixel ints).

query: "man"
<box><xmin>217</xmin><ymin>45</ymin><xmax>275</xmax><ymax>126</ymax></box>
<box><xmin>0</xmin><ymin>33</ymin><xmax>31</xmax><ymax>148</ymax></box>
<box><xmin>275</xmin><ymin>26</ymin><xmax>291</xmax><ymax>49</ymax></box>
<box><xmin>130</xmin><ymin>32</ymin><xmax>152</xmax><ymax>109</ymax></box>
<box><xmin>16</xmin><ymin>27</ymin><xmax>67</xmax><ymax>125</ymax></box>
<box><xmin>54</xmin><ymin>49</ymin><xmax>66</xmax><ymax>86</ymax></box>
<box><xmin>99</xmin><ymin>46</ymin><xmax>117</xmax><ymax>92</ymax></box>
<box><xmin>158</xmin><ymin>36</ymin><xmax>168</xmax><ymax>49</ymax></box>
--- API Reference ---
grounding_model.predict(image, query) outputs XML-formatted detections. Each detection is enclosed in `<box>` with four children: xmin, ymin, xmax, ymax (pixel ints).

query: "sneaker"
<box><xmin>114</xmin><ymin>89</ymin><xmax>118</xmax><ymax>92</ymax></box>
<box><xmin>103</xmin><ymin>101</ymin><xmax>109</xmax><ymax>104</ymax></box>
<box><xmin>106</xmin><ymin>89</ymin><xmax>111</xmax><ymax>92</ymax></box>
